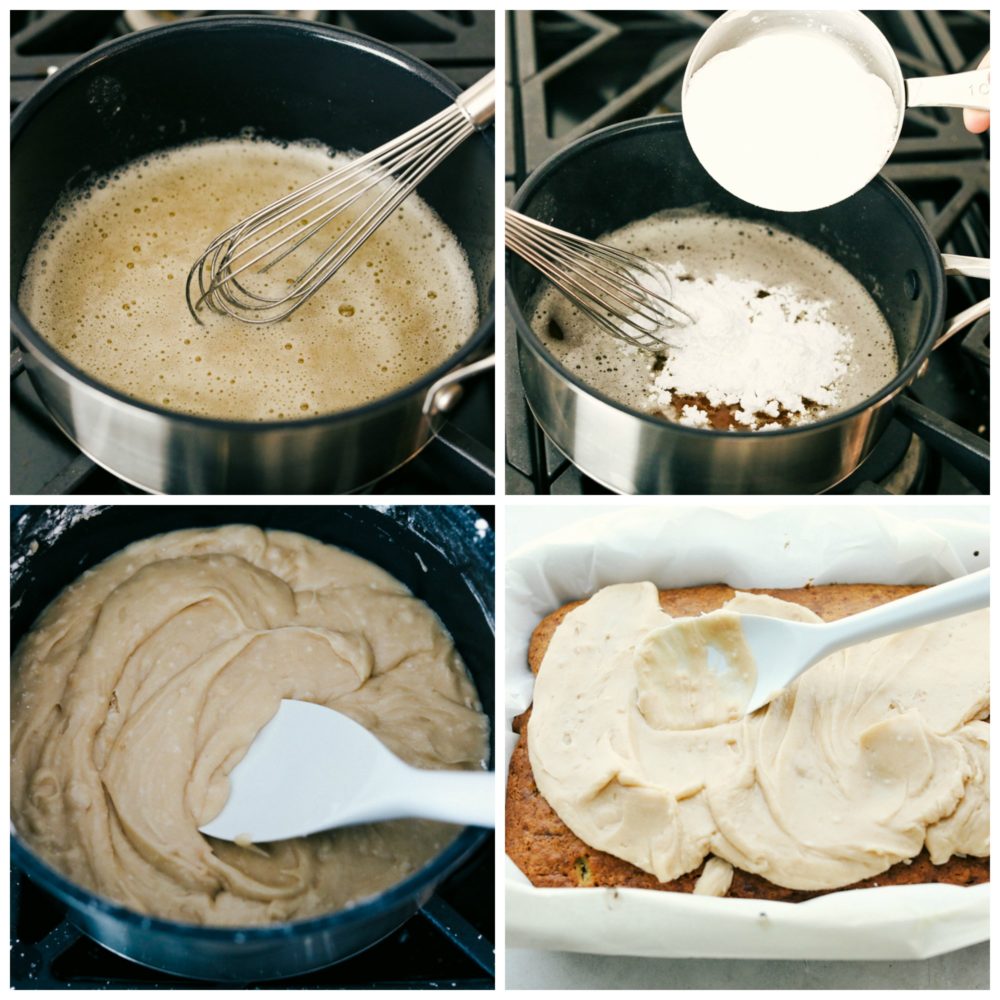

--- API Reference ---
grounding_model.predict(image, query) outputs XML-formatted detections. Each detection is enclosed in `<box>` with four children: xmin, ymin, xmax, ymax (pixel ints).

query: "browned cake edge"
<box><xmin>506</xmin><ymin>584</ymin><xmax>989</xmax><ymax>901</ymax></box>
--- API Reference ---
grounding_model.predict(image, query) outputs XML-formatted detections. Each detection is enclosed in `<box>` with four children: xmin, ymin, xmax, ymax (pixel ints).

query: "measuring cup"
<box><xmin>682</xmin><ymin>10</ymin><xmax>990</xmax><ymax>211</ymax></box>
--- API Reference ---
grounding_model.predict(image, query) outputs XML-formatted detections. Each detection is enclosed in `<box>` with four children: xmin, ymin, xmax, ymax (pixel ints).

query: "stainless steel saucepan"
<box><xmin>10</xmin><ymin>17</ymin><xmax>495</xmax><ymax>494</ymax></box>
<box><xmin>10</xmin><ymin>504</ymin><xmax>495</xmax><ymax>981</ymax></box>
<box><xmin>507</xmin><ymin>116</ymin><xmax>989</xmax><ymax>494</ymax></box>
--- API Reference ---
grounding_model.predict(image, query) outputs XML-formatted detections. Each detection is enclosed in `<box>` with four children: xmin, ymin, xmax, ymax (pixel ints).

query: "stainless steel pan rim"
<box><xmin>507</xmin><ymin>114</ymin><xmax>947</xmax><ymax>442</ymax></box>
<box><xmin>10</xmin><ymin>15</ymin><xmax>495</xmax><ymax>437</ymax></box>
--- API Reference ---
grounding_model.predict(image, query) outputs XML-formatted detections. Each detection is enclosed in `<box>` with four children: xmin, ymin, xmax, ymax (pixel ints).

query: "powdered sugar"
<box><xmin>678</xmin><ymin>404</ymin><xmax>711</xmax><ymax>429</ymax></box>
<box><xmin>530</xmin><ymin>212</ymin><xmax>898</xmax><ymax>432</ymax></box>
<box><xmin>649</xmin><ymin>267</ymin><xmax>851</xmax><ymax>430</ymax></box>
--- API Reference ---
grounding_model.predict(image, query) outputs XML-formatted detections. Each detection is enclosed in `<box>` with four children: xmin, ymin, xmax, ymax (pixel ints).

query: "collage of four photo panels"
<box><xmin>8</xmin><ymin>6</ymin><xmax>990</xmax><ymax>992</ymax></box>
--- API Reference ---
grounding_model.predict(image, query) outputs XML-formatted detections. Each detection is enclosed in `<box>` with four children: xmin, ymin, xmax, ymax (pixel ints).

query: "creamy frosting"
<box><xmin>528</xmin><ymin>583</ymin><xmax>989</xmax><ymax>891</ymax></box>
<box><xmin>636</xmin><ymin>611</ymin><xmax>756</xmax><ymax>730</ymax></box>
<box><xmin>693</xmin><ymin>857</ymin><xmax>734</xmax><ymax>897</ymax></box>
<box><xmin>11</xmin><ymin>526</ymin><xmax>488</xmax><ymax>925</ymax></box>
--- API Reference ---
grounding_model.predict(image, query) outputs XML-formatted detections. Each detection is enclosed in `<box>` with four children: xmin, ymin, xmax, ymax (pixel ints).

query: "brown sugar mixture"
<box><xmin>12</xmin><ymin>526</ymin><xmax>489</xmax><ymax>925</ymax></box>
<box><xmin>18</xmin><ymin>137</ymin><xmax>477</xmax><ymax>421</ymax></box>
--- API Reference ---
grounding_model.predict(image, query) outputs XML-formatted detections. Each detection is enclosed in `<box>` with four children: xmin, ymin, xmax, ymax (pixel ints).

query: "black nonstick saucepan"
<box><xmin>10</xmin><ymin>504</ymin><xmax>494</xmax><ymax>982</ymax></box>
<box><xmin>10</xmin><ymin>17</ymin><xmax>494</xmax><ymax>494</ymax></box>
<box><xmin>506</xmin><ymin>115</ymin><xmax>989</xmax><ymax>494</ymax></box>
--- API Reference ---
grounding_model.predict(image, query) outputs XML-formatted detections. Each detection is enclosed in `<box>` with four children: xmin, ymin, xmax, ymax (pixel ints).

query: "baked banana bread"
<box><xmin>506</xmin><ymin>584</ymin><xmax>989</xmax><ymax>901</ymax></box>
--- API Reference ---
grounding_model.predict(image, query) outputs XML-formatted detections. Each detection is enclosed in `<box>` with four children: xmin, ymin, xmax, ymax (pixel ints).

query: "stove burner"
<box><xmin>506</xmin><ymin>9</ymin><xmax>990</xmax><ymax>495</ymax></box>
<box><xmin>832</xmin><ymin>421</ymin><xmax>928</xmax><ymax>496</ymax></box>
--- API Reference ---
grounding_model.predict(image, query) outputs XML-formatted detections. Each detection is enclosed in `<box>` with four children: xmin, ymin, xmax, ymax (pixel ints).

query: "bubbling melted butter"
<box><xmin>19</xmin><ymin>137</ymin><xmax>479</xmax><ymax>421</ymax></box>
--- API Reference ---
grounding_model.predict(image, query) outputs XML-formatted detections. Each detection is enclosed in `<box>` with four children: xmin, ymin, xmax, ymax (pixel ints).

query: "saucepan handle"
<box><xmin>906</xmin><ymin>68</ymin><xmax>990</xmax><ymax>111</ymax></box>
<box><xmin>934</xmin><ymin>254</ymin><xmax>991</xmax><ymax>350</ymax></box>
<box><xmin>422</xmin><ymin>353</ymin><xmax>495</xmax><ymax>422</ymax></box>
<box><xmin>943</xmin><ymin>254</ymin><xmax>991</xmax><ymax>281</ymax></box>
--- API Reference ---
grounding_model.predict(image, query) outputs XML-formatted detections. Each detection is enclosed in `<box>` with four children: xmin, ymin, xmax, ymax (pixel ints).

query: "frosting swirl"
<box><xmin>528</xmin><ymin>583</ymin><xmax>988</xmax><ymax>890</ymax></box>
<box><xmin>12</xmin><ymin>526</ymin><xmax>488</xmax><ymax>925</ymax></box>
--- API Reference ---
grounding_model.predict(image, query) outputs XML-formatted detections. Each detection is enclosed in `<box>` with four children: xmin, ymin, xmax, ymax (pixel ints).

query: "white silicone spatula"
<box><xmin>739</xmin><ymin>568</ymin><xmax>989</xmax><ymax>716</ymax></box>
<box><xmin>199</xmin><ymin>700</ymin><xmax>494</xmax><ymax>844</ymax></box>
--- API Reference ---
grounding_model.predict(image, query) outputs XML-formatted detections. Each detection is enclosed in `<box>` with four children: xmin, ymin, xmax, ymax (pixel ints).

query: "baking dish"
<box><xmin>505</xmin><ymin>506</ymin><xmax>988</xmax><ymax>959</ymax></box>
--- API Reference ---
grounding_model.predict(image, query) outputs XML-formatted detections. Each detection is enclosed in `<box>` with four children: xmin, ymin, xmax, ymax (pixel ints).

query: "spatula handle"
<box><xmin>820</xmin><ymin>568</ymin><xmax>989</xmax><ymax>653</ymax></box>
<box><xmin>396</xmin><ymin>768</ymin><xmax>495</xmax><ymax>828</ymax></box>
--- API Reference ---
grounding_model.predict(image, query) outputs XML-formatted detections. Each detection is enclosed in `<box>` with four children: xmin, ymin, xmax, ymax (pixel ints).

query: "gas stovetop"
<box><xmin>505</xmin><ymin>10</ymin><xmax>989</xmax><ymax>495</ymax></box>
<box><xmin>10</xmin><ymin>9</ymin><xmax>495</xmax><ymax>496</ymax></box>
<box><xmin>10</xmin><ymin>838</ymin><xmax>494</xmax><ymax>989</ymax></box>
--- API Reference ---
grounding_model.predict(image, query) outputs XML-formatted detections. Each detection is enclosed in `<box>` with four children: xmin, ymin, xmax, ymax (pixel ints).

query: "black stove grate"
<box><xmin>10</xmin><ymin>9</ymin><xmax>495</xmax><ymax>496</ymax></box>
<box><xmin>506</xmin><ymin>9</ymin><xmax>989</xmax><ymax>495</ymax></box>
<box><xmin>11</xmin><ymin>839</ymin><xmax>494</xmax><ymax>989</ymax></box>
<box><xmin>10</xmin><ymin>10</ymin><xmax>495</xmax><ymax>102</ymax></box>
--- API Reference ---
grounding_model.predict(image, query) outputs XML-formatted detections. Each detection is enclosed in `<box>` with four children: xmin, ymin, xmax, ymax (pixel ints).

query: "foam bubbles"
<box><xmin>19</xmin><ymin>136</ymin><xmax>478</xmax><ymax>421</ymax></box>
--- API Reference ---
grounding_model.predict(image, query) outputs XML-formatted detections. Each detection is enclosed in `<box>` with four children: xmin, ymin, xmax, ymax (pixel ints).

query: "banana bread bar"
<box><xmin>506</xmin><ymin>584</ymin><xmax>989</xmax><ymax>901</ymax></box>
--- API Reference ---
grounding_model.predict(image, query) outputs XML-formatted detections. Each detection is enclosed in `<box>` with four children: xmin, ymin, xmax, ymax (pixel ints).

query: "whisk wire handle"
<box><xmin>504</xmin><ymin>209</ymin><xmax>693</xmax><ymax>352</ymax></box>
<box><xmin>187</xmin><ymin>71</ymin><xmax>496</xmax><ymax>325</ymax></box>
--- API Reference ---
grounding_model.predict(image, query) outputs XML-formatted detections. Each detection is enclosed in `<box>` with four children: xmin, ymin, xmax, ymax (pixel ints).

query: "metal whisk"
<box><xmin>505</xmin><ymin>209</ymin><xmax>694</xmax><ymax>351</ymax></box>
<box><xmin>187</xmin><ymin>71</ymin><xmax>495</xmax><ymax>325</ymax></box>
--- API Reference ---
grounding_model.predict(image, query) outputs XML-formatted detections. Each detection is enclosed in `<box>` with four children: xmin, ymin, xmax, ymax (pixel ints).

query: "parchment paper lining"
<box><xmin>505</xmin><ymin>507</ymin><xmax>988</xmax><ymax>960</ymax></box>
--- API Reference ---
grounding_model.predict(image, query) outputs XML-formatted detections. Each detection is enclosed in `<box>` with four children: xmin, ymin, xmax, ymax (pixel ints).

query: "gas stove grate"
<box><xmin>11</xmin><ymin>838</ymin><xmax>494</xmax><ymax>989</ymax></box>
<box><xmin>11</xmin><ymin>10</ymin><xmax>495</xmax><ymax>104</ymax></box>
<box><xmin>506</xmin><ymin>9</ymin><xmax>989</xmax><ymax>496</ymax></box>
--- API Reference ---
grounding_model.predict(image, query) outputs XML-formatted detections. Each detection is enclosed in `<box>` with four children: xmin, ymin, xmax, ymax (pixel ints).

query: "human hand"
<box><xmin>963</xmin><ymin>52</ymin><xmax>990</xmax><ymax>133</ymax></box>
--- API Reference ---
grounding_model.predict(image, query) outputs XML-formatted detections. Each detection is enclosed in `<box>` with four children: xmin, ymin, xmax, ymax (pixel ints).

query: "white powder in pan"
<box><xmin>684</xmin><ymin>28</ymin><xmax>899</xmax><ymax>211</ymax></box>
<box><xmin>531</xmin><ymin>212</ymin><xmax>898</xmax><ymax>432</ymax></box>
<box><xmin>649</xmin><ymin>266</ymin><xmax>850</xmax><ymax>430</ymax></box>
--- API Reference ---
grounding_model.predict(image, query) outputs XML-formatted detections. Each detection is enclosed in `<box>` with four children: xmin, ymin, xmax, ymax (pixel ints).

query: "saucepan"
<box><xmin>10</xmin><ymin>504</ymin><xmax>495</xmax><ymax>981</ymax></box>
<box><xmin>506</xmin><ymin>115</ymin><xmax>989</xmax><ymax>494</ymax></box>
<box><xmin>10</xmin><ymin>17</ymin><xmax>494</xmax><ymax>494</ymax></box>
